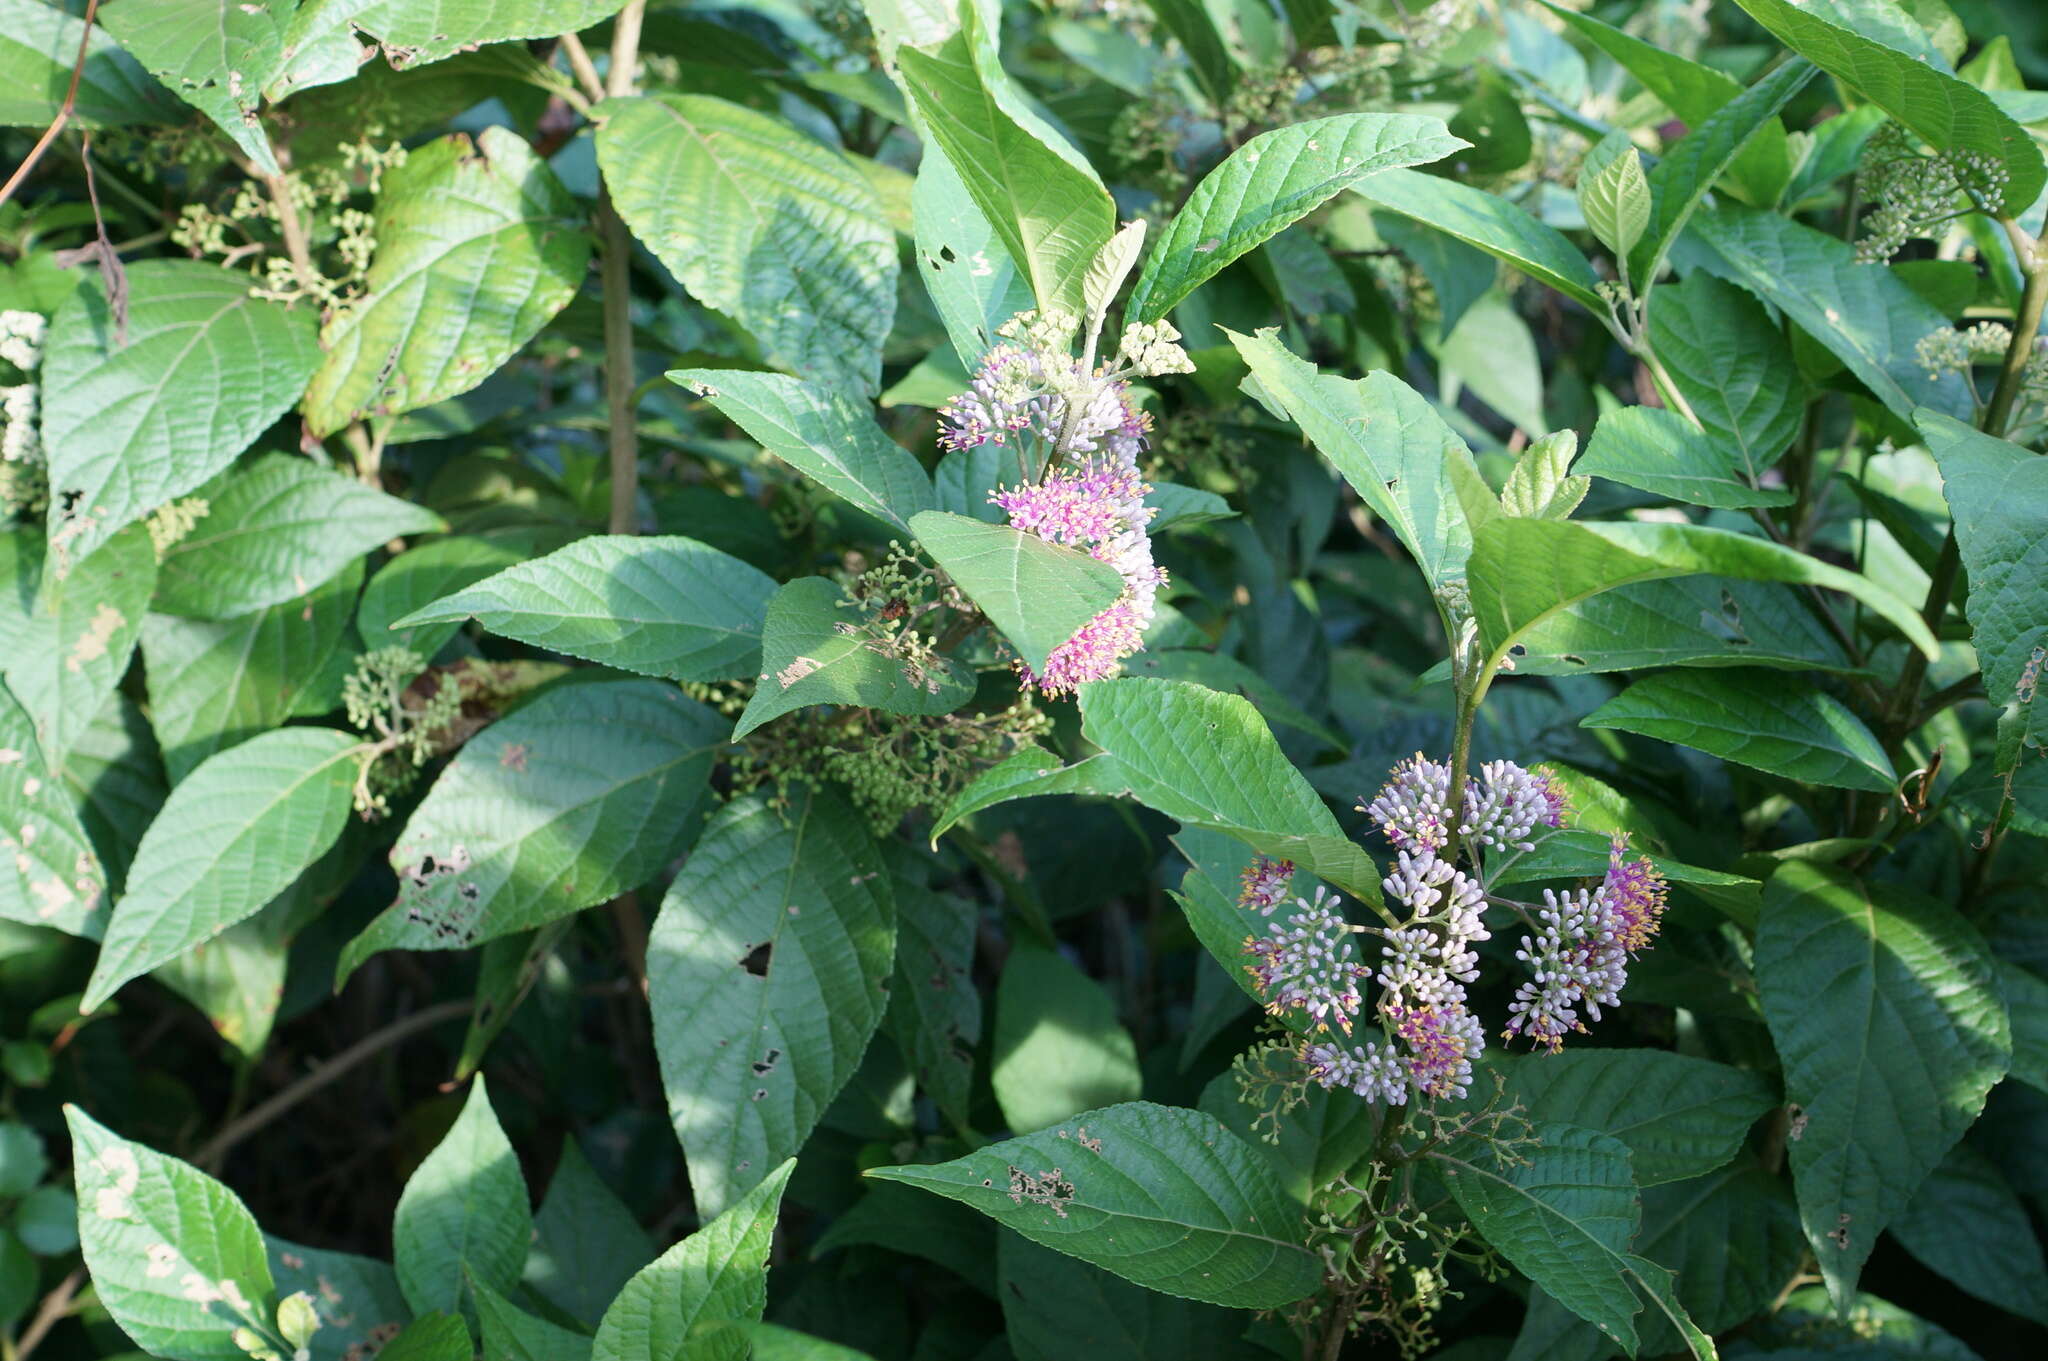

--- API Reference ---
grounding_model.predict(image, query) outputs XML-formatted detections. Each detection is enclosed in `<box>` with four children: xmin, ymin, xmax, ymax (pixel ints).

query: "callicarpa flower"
<box><xmin>1243</xmin><ymin>888</ymin><xmax>1369</xmax><ymax>1033</ymax></box>
<box><xmin>1238</xmin><ymin>856</ymin><xmax>1296</xmax><ymax>915</ymax></box>
<box><xmin>1500</xmin><ymin>834</ymin><xmax>1668</xmax><ymax>1052</ymax></box>
<box><xmin>1302</xmin><ymin>1036</ymin><xmax>1410</xmax><ymax>1105</ymax></box>
<box><xmin>1364</xmin><ymin>753</ymin><xmax>1455</xmax><ymax>852</ymax></box>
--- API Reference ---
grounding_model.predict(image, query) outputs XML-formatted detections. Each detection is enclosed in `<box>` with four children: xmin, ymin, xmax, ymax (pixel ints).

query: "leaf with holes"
<box><xmin>1583</xmin><ymin>670</ymin><xmax>1895</xmax><ymax>793</ymax></box>
<box><xmin>600</xmin><ymin>94</ymin><xmax>897</xmax><ymax>395</ymax></box>
<box><xmin>913</xmin><ymin>143</ymin><xmax>1036</xmax><ymax>369</ymax></box>
<box><xmin>1755</xmin><ymin>862</ymin><xmax>2010</xmax><ymax>1307</ymax></box>
<box><xmin>304</xmin><ymin>127</ymin><xmax>592</xmax><ymax>435</ymax></box>
<box><xmin>98</xmin><ymin>0</ymin><xmax>289</xmax><ymax>172</ymax></box>
<box><xmin>393</xmin><ymin>1077</ymin><xmax>530</xmax><ymax>1316</ymax></box>
<box><xmin>1505</xmin><ymin>576</ymin><xmax>1858</xmax><ymax>676</ymax></box>
<box><xmin>909</xmin><ymin>511</ymin><xmax>1124</xmax><ymax>675</ymax></box>
<box><xmin>338</xmin><ymin>679</ymin><xmax>725</xmax><ymax>980</ymax></box>
<box><xmin>40</xmin><ymin>261</ymin><xmax>320</xmax><ymax>562</ymax></box>
<box><xmin>393</xmin><ymin>535</ymin><xmax>776</xmax><ymax>683</ymax></box>
<box><xmin>868</xmin><ymin>1100</ymin><xmax>1321</xmax><ymax>1308</ymax></box>
<box><xmin>649</xmin><ymin>791</ymin><xmax>894</xmax><ymax>1218</ymax></box>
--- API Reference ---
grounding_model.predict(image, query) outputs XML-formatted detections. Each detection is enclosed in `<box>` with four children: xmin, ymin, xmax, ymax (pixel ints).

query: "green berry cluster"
<box><xmin>343</xmin><ymin>647</ymin><xmax>462</xmax><ymax>817</ymax></box>
<box><xmin>1857</xmin><ymin>121</ymin><xmax>2012</xmax><ymax>263</ymax></box>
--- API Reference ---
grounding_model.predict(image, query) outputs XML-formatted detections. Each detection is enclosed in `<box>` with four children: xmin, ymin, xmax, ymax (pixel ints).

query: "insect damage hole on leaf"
<box><xmin>740</xmin><ymin>941</ymin><xmax>773</xmax><ymax>977</ymax></box>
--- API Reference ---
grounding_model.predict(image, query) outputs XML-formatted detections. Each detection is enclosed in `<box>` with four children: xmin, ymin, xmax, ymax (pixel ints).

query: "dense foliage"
<box><xmin>1</xmin><ymin>0</ymin><xmax>2046</xmax><ymax>1358</ymax></box>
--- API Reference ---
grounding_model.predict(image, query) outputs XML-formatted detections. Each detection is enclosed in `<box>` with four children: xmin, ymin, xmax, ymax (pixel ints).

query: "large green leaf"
<box><xmin>999</xmin><ymin>1232</ymin><xmax>1263</xmax><ymax>1361</ymax></box>
<box><xmin>1576</xmin><ymin>404</ymin><xmax>1793</xmax><ymax>510</ymax></box>
<box><xmin>914</xmin><ymin>142</ymin><xmax>1036</xmax><ymax>368</ymax></box>
<box><xmin>670</xmin><ymin>369</ymin><xmax>936</xmax><ymax>533</ymax></box>
<box><xmin>734</xmin><ymin>576</ymin><xmax>975</xmax><ymax>738</ymax></box>
<box><xmin>338</xmin><ymin>679</ymin><xmax>725</xmax><ymax>978</ymax></box>
<box><xmin>1434</xmin><ymin>1122</ymin><xmax>1710</xmax><ymax>1358</ymax></box>
<box><xmin>360</xmin><ymin>529</ymin><xmax>565</xmax><ymax>659</ymax></box>
<box><xmin>66</xmin><ymin>1105</ymin><xmax>275</xmax><ymax>1361</ymax></box>
<box><xmin>82</xmin><ymin>726</ymin><xmax>360</xmax><ymax>1012</ymax></box>
<box><xmin>1681</xmin><ymin>208</ymin><xmax>1971</xmax><ymax>424</ymax></box>
<box><xmin>992</xmin><ymin>944</ymin><xmax>1141</xmax><ymax>1134</ymax></box>
<box><xmin>1229</xmin><ymin>328</ymin><xmax>1473</xmax><ymax>592</ymax></box>
<box><xmin>1890</xmin><ymin>1141</ymin><xmax>2048</xmax><ymax>1326</ymax></box>
<box><xmin>1507</xmin><ymin>576</ymin><xmax>1858</xmax><ymax>676</ymax></box>
<box><xmin>0</xmin><ymin>681</ymin><xmax>107</xmax><ymax>939</ymax></box>
<box><xmin>1647</xmin><ymin>272</ymin><xmax>1804</xmax><ymax>474</ymax></box>
<box><xmin>41</xmin><ymin>261</ymin><xmax>320</xmax><ymax>561</ymax></box>
<box><xmin>1128</xmin><ymin>113</ymin><xmax>1466</xmax><ymax>321</ymax></box>
<box><xmin>142</xmin><ymin>561</ymin><xmax>361</xmax><ymax>785</ymax></box>
<box><xmin>908</xmin><ymin>510</ymin><xmax>1124</xmax><ymax>675</ymax></box>
<box><xmin>1917</xmin><ymin>411</ymin><xmax>2048</xmax><ymax>725</ymax></box>
<box><xmin>292</xmin><ymin>0</ymin><xmax>631</xmax><ymax>74</ymax></box>
<box><xmin>0</xmin><ymin>0</ymin><xmax>176</xmax><ymax>128</ymax></box>
<box><xmin>1</xmin><ymin>523</ymin><xmax>155</xmax><ymax>767</ymax></box>
<box><xmin>1731</xmin><ymin>0</ymin><xmax>2045</xmax><ymax>211</ymax></box>
<box><xmin>393</xmin><ymin>534</ymin><xmax>775</xmax><ymax>683</ymax></box>
<box><xmin>393</xmin><ymin>1077</ymin><xmax>530</xmax><ymax>1316</ymax></box>
<box><xmin>376</xmin><ymin>1316</ymin><xmax>471</xmax><ymax>1361</ymax></box>
<box><xmin>599</xmin><ymin>94</ymin><xmax>897</xmax><ymax>395</ymax></box>
<box><xmin>1496</xmin><ymin>1049</ymin><xmax>1777</xmax><ymax>1187</ymax></box>
<box><xmin>895</xmin><ymin>8</ymin><xmax>1115</xmax><ymax>316</ymax></box>
<box><xmin>154</xmin><ymin>454</ymin><xmax>442</xmax><ymax>619</ymax></box>
<box><xmin>649</xmin><ymin>791</ymin><xmax>894</xmax><ymax>1218</ymax></box>
<box><xmin>525</xmin><ymin>1137</ymin><xmax>655</xmax><ymax>1329</ymax></box>
<box><xmin>1583</xmin><ymin>670</ymin><xmax>1895</xmax><ymax>793</ymax></box>
<box><xmin>304</xmin><ymin>127</ymin><xmax>592</xmax><ymax>435</ymax></box>
<box><xmin>1196</xmin><ymin>1065</ymin><xmax>1377</xmax><ymax>1212</ymax></box>
<box><xmin>98</xmin><ymin>0</ymin><xmax>288</xmax><ymax>171</ymax></box>
<box><xmin>1755</xmin><ymin>862</ymin><xmax>2010</xmax><ymax>1306</ymax></box>
<box><xmin>886</xmin><ymin>853</ymin><xmax>981</xmax><ymax>1131</ymax></box>
<box><xmin>868</xmin><ymin>1101</ymin><xmax>1321</xmax><ymax>1309</ymax></box>
<box><xmin>591</xmin><ymin>1159</ymin><xmax>793</xmax><ymax>1361</ymax></box>
<box><xmin>1352</xmin><ymin>168</ymin><xmax>1602</xmax><ymax>310</ymax></box>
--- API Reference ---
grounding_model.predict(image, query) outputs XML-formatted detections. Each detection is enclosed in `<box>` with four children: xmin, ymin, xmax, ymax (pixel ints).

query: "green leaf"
<box><xmin>1730</xmin><ymin>0</ymin><xmax>2046</xmax><ymax>212</ymax></box>
<box><xmin>475</xmin><ymin>1278</ymin><xmax>593</xmax><ymax>1361</ymax></box>
<box><xmin>0</xmin><ymin>680</ymin><xmax>109</xmax><ymax>940</ymax></box>
<box><xmin>1352</xmin><ymin>168</ymin><xmax>1602</xmax><ymax>310</ymax></box>
<box><xmin>338</xmin><ymin>679</ymin><xmax>725</xmax><ymax>977</ymax></box>
<box><xmin>57</xmin><ymin>694</ymin><xmax>164</xmax><ymax>898</ymax></box>
<box><xmin>690</xmin><ymin>1321</ymin><xmax>880</xmax><ymax>1359</ymax></box>
<box><xmin>268</xmin><ymin>1238</ymin><xmax>412</xmax><ymax>1361</ymax></box>
<box><xmin>0</xmin><ymin>0</ymin><xmax>176</xmax><ymax>129</ymax></box>
<box><xmin>1196</xmin><ymin>1066</ymin><xmax>1376</xmax><ymax>1212</ymax></box>
<box><xmin>1577</xmin><ymin>405</ymin><xmax>1793</xmax><ymax>510</ymax></box>
<box><xmin>1890</xmin><ymin>1141</ymin><xmax>2048</xmax><ymax>1326</ymax></box>
<box><xmin>1583</xmin><ymin>670</ymin><xmax>1895</xmax><ymax>793</ymax></box>
<box><xmin>599</xmin><ymin>94</ymin><xmax>897</xmax><ymax>395</ymax></box>
<box><xmin>394</xmin><ymin>534</ymin><xmax>776</xmax><ymax>683</ymax></box>
<box><xmin>525</xmin><ymin>1137</ymin><xmax>656</xmax><ymax>1329</ymax></box>
<box><xmin>393</xmin><ymin>1077</ymin><xmax>530</xmax><ymax>1316</ymax></box>
<box><xmin>896</xmin><ymin>8</ymin><xmax>1116</xmax><ymax>316</ymax></box>
<box><xmin>1648</xmin><ymin>272</ymin><xmax>1804</xmax><ymax>474</ymax></box>
<box><xmin>143</xmin><ymin>561</ymin><xmax>362</xmax><ymax>785</ymax></box>
<box><xmin>812</xmin><ymin>1180</ymin><xmax>996</xmax><ymax>1296</ymax></box>
<box><xmin>1755</xmin><ymin>862</ymin><xmax>2011</xmax><ymax>1306</ymax></box>
<box><xmin>735</xmin><ymin>576</ymin><xmax>975</xmax><ymax>739</ymax></box>
<box><xmin>1488</xmin><ymin>827</ymin><xmax>1763</xmax><ymax>929</ymax></box>
<box><xmin>98</xmin><ymin>0</ymin><xmax>287</xmax><ymax>172</ymax></box>
<box><xmin>591</xmin><ymin>1159</ymin><xmax>793</xmax><ymax>1361</ymax></box>
<box><xmin>154</xmin><ymin>454</ymin><xmax>442</xmax><ymax>619</ymax></box>
<box><xmin>1506</xmin><ymin>575</ymin><xmax>1859</xmax><ymax>677</ymax></box>
<box><xmin>908</xmin><ymin>510</ymin><xmax>1124</xmax><ymax>674</ymax></box>
<box><xmin>1434</xmin><ymin>1122</ymin><xmax>1709</xmax><ymax>1358</ymax></box>
<box><xmin>999</xmin><ymin>1232</ymin><xmax>1263</xmax><ymax>1361</ymax></box>
<box><xmin>1917</xmin><ymin>411</ymin><xmax>2048</xmax><ymax>720</ymax></box>
<box><xmin>1579</xmin><ymin>142</ymin><xmax>1652</xmax><ymax>261</ymax></box>
<box><xmin>671</xmin><ymin>369</ymin><xmax>935</xmax><ymax>533</ymax></box>
<box><xmin>360</xmin><ymin>529</ymin><xmax>565</xmax><ymax>658</ymax></box>
<box><xmin>82</xmin><ymin>726</ymin><xmax>360</xmax><ymax>1012</ymax></box>
<box><xmin>649</xmin><ymin>791</ymin><xmax>894</xmax><ymax>1218</ymax></box>
<box><xmin>913</xmin><ymin>142</ymin><xmax>1036</xmax><ymax>369</ymax></box>
<box><xmin>296</xmin><ymin>0</ymin><xmax>632</xmax><ymax>74</ymax></box>
<box><xmin>868</xmin><ymin>1100</ymin><xmax>1321</xmax><ymax>1309</ymax></box>
<box><xmin>41</xmin><ymin>261</ymin><xmax>320</xmax><ymax>562</ymax></box>
<box><xmin>1127</xmin><ymin>113</ymin><xmax>1466</xmax><ymax>322</ymax></box>
<box><xmin>1995</xmin><ymin>958</ymin><xmax>2048</xmax><ymax>1094</ymax></box>
<box><xmin>992</xmin><ymin>944</ymin><xmax>1142</xmax><ymax>1134</ymax></box>
<box><xmin>1682</xmin><ymin>208</ymin><xmax>1972</xmax><ymax>424</ymax></box>
<box><xmin>1123</xmin><ymin>649</ymin><xmax>1346</xmax><ymax>751</ymax></box>
<box><xmin>66</xmin><ymin>1104</ymin><xmax>275</xmax><ymax>1361</ymax></box>
<box><xmin>375</xmin><ymin>1315</ymin><xmax>472</xmax><ymax>1361</ymax></box>
<box><xmin>1501</xmin><ymin>431</ymin><xmax>1589</xmax><ymax>521</ymax></box>
<box><xmin>0</xmin><ymin>524</ymin><xmax>155</xmax><ymax>767</ymax></box>
<box><xmin>1496</xmin><ymin>1049</ymin><xmax>1777</xmax><ymax>1187</ymax></box>
<box><xmin>1229</xmin><ymin>328</ymin><xmax>1475</xmax><ymax>592</ymax></box>
<box><xmin>886</xmin><ymin>854</ymin><xmax>981</xmax><ymax>1130</ymax></box>
<box><xmin>304</xmin><ymin>127</ymin><xmax>592</xmax><ymax>435</ymax></box>
<box><xmin>1465</xmin><ymin>517</ymin><xmax>1938</xmax><ymax>672</ymax></box>
<box><xmin>1434</xmin><ymin>289</ymin><xmax>1548</xmax><ymax>438</ymax></box>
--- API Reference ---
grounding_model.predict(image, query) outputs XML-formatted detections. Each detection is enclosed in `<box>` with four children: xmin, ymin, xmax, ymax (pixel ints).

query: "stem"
<box><xmin>262</xmin><ymin>169</ymin><xmax>318</xmax><ymax>294</ymax></box>
<box><xmin>597</xmin><ymin>3</ymin><xmax>648</xmax><ymax>534</ymax></box>
<box><xmin>10</xmin><ymin>1270</ymin><xmax>83</xmax><ymax>1361</ymax></box>
<box><xmin>0</xmin><ymin>0</ymin><xmax>97</xmax><ymax>209</ymax></box>
<box><xmin>558</xmin><ymin>32</ymin><xmax>607</xmax><ymax>104</ymax></box>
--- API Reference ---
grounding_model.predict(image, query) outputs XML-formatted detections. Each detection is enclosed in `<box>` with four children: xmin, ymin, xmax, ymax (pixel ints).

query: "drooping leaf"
<box><xmin>393</xmin><ymin>534</ymin><xmax>776</xmax><ymax>683</ymax></box>
<box><xmin>908</xmin><ymin>510</ymin><xmax>1124</xmax><ymax>675</ymax></box>
<box><xmin>1755</xmin><ymin>862</ymin><xmax>2011</xmax><ymax>1306</ymax></box>
<box><xmin>992</xmin><ymin>944</ymin><xmax>1142</xmax><ymax>1134</ymax></box>
<box><xmin>0</xmin><ymin>0</ymin><xmax>177</xmax><ymax>128</ymax></box>
<box><xmin>98</xmin><ymin>0</ymin><xmax>288</xmax><ymax>171</ymax></box>
<box><xmin>591</xmin><ymin>1159</ymin><xmax>794</xmax><ymax>1361</ymax></box>
<box><xmin>1576</xmin><ymin>404</ymin><xmax>1792</xmax><ymax>510</ymax></box>
<box><xmin>998</xmin><ymin>1232</ymin><xmax>1263</xmax><ymax>1361</ymax></box>
<box><xmin>1890</xmin><ymin>1140</ymin><xmax>2048</xmax><ymax>1326</ymax></box>
<box><xmin>671</xmin><ymin>369</ymin><xmax>935</xmax><ymax>533</ymax></box>
<box><xmin>1583</xmin><ymin>670</ymin><xmax>1895</xmax><ymax>793</ymax></box>
<box><xmin>649</xmin><ymin>791</ymin><xmax>894</xmax><ymax>1218</ymax></box>
<box><xmin>153</xmin><ymin>454</ymin><xmax>442</xmax><ymax>619</ymax></box>
<box><xmin>0</xmin><ymin>680</ymin><xmax>108</xmax><ymax>940</ymax></box>
<box><xmin>599</xmin><ymin>94</ymin><xmax>897</xmax><ymax>395</ymax></box>
<box><xmin>393</xmin><ymin>1077</ymin><xmax>530</xmax><ymax>1317</ymax></box>
<box><xmin>1647</xmin><ymin>272</ymin><xmax>1804</xmax><ymax>474</ymax></box>
<box><xmin>868</xmin><ymin>1101</ymin><xmax>1322</xmax><ymax>1309</ymax></box>
<box><xmin>82</xmin><ymin>726</ymin><xmax>360</xmax><ymax>1012</ymax></box>
<box><xmin>1352</xmin><ymin>168</ymin><xmax>1602</xmax><ymax>310</ymax></box>
<box><xmin>304</xmin><ymin>127</ymin><xmax>593</xmax><ymax>435</ymax></box>
<box><xmin>41</xmin><ymin>261</ymin><xmax>319</xmax><ymax>562</ymax></box>
<box><xmin>525</xmin><ymin>1137</ymin><xmax>656</xmax><ymax>1330</ymax></box>
<box><xmin>913</xmin><ymin>142</ymin><xmax>1036</xmax><ymax>369</ymax></box>
<box><xmin>66</xmin><ymin>1105</ymin><xmax>276</xmax><ymax>1361</ymax></box>
<box><xmin>1127</xmin><ymin>113</ymin><xmax>1466</xmax><ymax>322</ymax></box>
<box><xmin>338</xmin><ymin>679</ymin><xmax>725</xmax><ymax>977</ymax></box>
<box><xmin>896</xmin><ymin>8</ymin><xmax>1116</xmax><ymax>316</ymax></box>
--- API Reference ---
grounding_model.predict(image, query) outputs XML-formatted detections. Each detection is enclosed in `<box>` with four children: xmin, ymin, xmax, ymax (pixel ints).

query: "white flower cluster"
<box><xmin>1</xmin><ymin>310</ymin><xmax>45</xmax><ymax>467</ymax></box>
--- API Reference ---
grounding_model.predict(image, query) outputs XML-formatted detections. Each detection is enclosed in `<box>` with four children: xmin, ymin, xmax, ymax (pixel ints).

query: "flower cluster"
<box><xmin>1</xmin><ymin>310</ymin><xmax>49</xmax><ymax>519</ymax></box>
<box><xmin>1503</xmin><ymin>835</ymin><xmax>1668</xmax><ymax>1052</ymax></box>
<box><xmin>1365</xmin><ymin>752</ymin><xmax>1568</xmax><ymax>854</ymax></box>
<box><xmin>1238</xmin><ymin>856</ymin><xmax>1296</xmax><ymax>914</ymax></box>
<box><xmin>940</xmin><ymin>313</ymin><xmax>1192</xmax><ymax>695</ymax></box>
<box><xmin>1857</xmin><ymin>121</ymin><xmax>2012</xmax><ymax>263</ymax></box>
<box><xmin>1244</xmin><ymin>888</ymin><xmax>1369</xmax><ymax>1033</ymax></box>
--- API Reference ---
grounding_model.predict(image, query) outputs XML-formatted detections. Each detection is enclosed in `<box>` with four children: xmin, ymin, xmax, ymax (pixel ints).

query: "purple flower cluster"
<box><xmin>1243</xmin><ymin>888</ymin><xmax>1369</xmax><ymax>1033</ymax></box>
<box><xmin>1503</xmin><ymin>835</ymin><xmax>1667</xmax><ymax>1052</ymax></box>
<box><xmin>1365</xmin><ymin>753</ymin><xmax>1568</xmax><ymax>854</ymax></box>
<box><xmin>1237</xmin><ymin>856</ymin><xmax>1296</xmax><ymax>915</ymax></box>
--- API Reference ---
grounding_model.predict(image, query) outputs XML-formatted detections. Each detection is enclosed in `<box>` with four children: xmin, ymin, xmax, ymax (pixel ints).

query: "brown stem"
<box><xmin>263</xmin><ymin>169</ymin><xmax>318</xmax><ymax>294</ymax></box>
<box><xmin>598</xmin><ymin>2</ymin><xmax>648</xmax><ymax>535</ymax></box>
<box><xmin>558</xmin><ymin>32</ymin><xmax>607</xmax><ymax>104</ymax></box>
<box><xmin>11</xmin><ymin>1270</ymin><xmax>83</xmax><ymax>1360</ymax></box>
<box><xmin>0</xmin><ymin>0</ymin><xmax>97</xmax><ymax>210</ymax></box>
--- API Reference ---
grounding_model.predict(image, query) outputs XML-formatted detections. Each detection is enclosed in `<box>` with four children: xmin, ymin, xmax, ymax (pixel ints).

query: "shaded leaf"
<box><xmin>526</xmin><ymin>1137</ymin><xmax>656</xmax><ymax>1329</ymax></box>
<box><xmin>394</xmin><ymin>1077</ymin><xmax>530</xmax><ymax>1316</ymax></box>
<box><xmin>1583</xmin><ymin>670</ymin><xmax>1895</xmax><ymax>793</ymax></box>
<box><xmin>992</xmin><ymin>944</ymin><xmax>1141</xmax><ymax>1134</ymax></box>
<box><xmin>1352</xmin><ymin>168</ymin><xmax>1602</xmax><ymax>310</ymax></box>
<box><xmin>999</xmin><ymin>1231</ymin><xmax>1262</xmax><ymax>1361</ymax></box>
<box><xmin>0</xmin><ymin>0</ymin><xmax>176</xmax><ymax>128</ymax></box>
<box><xmin>0</xmin><ymin>680</ymin><xmax>109</xmax><ymax>939</ymax></box>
